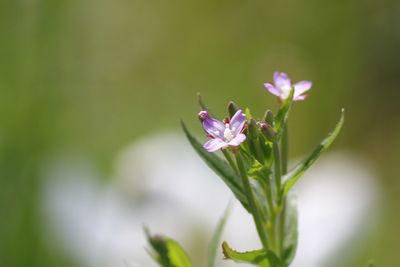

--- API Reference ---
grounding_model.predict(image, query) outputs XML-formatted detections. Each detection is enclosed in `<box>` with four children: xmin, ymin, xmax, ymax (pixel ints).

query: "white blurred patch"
<box><xmin>41</xmin><ymin>133</ymin><xmax>380</xmax><ymax>267</ymax></box>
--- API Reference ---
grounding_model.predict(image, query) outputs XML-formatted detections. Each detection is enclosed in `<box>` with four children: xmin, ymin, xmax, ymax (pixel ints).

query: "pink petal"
<box><xmin>293</xmin><ymin>95</ymin><xmax>307</xmax><ymax>101</ymax></box>
<box><xmin>294</xmin><ymin>80</ymin><xmax>312</xmax><ymax>98</ymax></box>
<box><xmin>228</xmin><ymin>133</ymin><xmax>246</xmax><ymax>146</ymax></box>
<box><xmin>264</xmin><ymin>83</ymin><xmax>282</xmax><ymax>97</ymax></box>
<box><xmin>203</xmin><ymin>138</ymin><xmax>228</xmax><ymax>152</ymax></box>
<box><xmin>202</xmin><ymin>117</ymin><xmax>225</xmax><ymax>138</ymax></box>
<box><xmin>230</xmin><ymin>110</ymin><xmax>247</xmax><ymax>135</ymax></box>
<box><xmin>274</xmin><ymin>72</ymin><xmax>292</xmax><ymax>90</ymax></box>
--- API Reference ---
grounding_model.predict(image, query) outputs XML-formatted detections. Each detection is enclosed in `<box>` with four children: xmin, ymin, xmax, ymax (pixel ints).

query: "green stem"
<box><xmin>235</xmin><ymin>152</ymin><xmax>269</xmax><ymax>249</ymax></box>
<box><xmin>272</xmin><ymin>142</ymin><xmax>282</xmax><ymax>199</ymax></box>
<box><xmin>263</xmin><ymin>180</ymin><xmax>276</xmax><ymax>251</ymax></box>
<box><xmin>278</xmin><ymin>122</ymin><xmax>289</xmax><ymax>258</ymax></box>
<box><xmin>222</xmin><ymin>149</ymin><xmax>239</xmax><ymax>175</ymax></box>
<box><xmin>253</xmin><ymin>138</ymin><xmax>265</xmax><ymax>164</ymax></box>
<box><xmin>282</xmin><ymin>124</ymin><xmax>288</xmax><ymax>174</ymax></box>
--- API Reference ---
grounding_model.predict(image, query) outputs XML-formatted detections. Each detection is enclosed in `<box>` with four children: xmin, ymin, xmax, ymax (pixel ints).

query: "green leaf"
<box><xmin>197</xmin><ymin>93</ymin><xmax>211</xmax><ymax>114</ymax></box>
<box><xmin>245</xmin><ymin>107</ymin><xmax>252</xmax><ymax>121</ymax></box>
<box><xmin>222</xmin><ymin>242</ymin><xmax>282</xmax><ymax>267</ymax></box>
<box><xmin>146</xmin><ymin>229</ymin><xmax>193</xmax><ymax>267</ymax></box>
<box><xmin>247</xmin><ymin>157</ymin><xmax>271</xmax><ymax>182</ymax></box>
<box><xmin>281</xmin><ymin>109</ymin><xmax>345</xmax><ymax>197</ymax></box>
<box><xmin>282</xmin><ymin>193</ymin><xmax>298</xmax><ymax>265</ymax></box>
<box><xmin>274</xmin><ymin>88</ymin><xmax>294</xmax><ymax>136</ymax></box>
<box><xmin>181</xmin><ymin>121</ymin><xmax>250</xmax><ymax>211</ymax></box>
<box><xmin>207</xmin><ymin>202</ymin><xmax>233</xmax><ymax>267</ymax></box>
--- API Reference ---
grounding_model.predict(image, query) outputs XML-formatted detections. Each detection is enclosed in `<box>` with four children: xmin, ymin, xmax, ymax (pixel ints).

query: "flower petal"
<box><xmin>293</xmin><ymin>95</ymin><xmax>306</xmax><ymax>101</ymax></box>
<box><xmin>202</xmin><ymin>117</ymin><xmax>225</xmax><ymax>138</ymax></box>
<box><xmin>228</xmin><ymin>133</ymin><xmax>246</xmax><ymax>146</ymax></box>
<box><xmin>274</xmin><ymin>72</ymin><xmax>292</xmax><ymax>90</ymax></box>
<box><xmin>203</xmin><ymin>138</ymin><xmax>228</xmax><ymax>152</ymax></box>
<box><xmin>294</xmin><ymin>80</ymin><xmax>312</xmax><ymax>98</ymax></box>
<box><xmin>230</xmin><ymin>110</ymin><xmax>247</xmax><ymax>135</ymax></box>
<box><xmin>264</xmin><ymin>83</ymin><xmax>282</xmax><ymax>97</ymax></box>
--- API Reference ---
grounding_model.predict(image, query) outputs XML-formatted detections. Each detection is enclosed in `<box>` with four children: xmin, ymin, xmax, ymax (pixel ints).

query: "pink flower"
<box><xmin>198</xmin><ymin>110</ymin><xmax>247</xmax><ymax>152</ymax></box>
<box><xmin>264</xmin><ymin>72</ymin><xmax>312</xmax><ymax>101</ymax></box>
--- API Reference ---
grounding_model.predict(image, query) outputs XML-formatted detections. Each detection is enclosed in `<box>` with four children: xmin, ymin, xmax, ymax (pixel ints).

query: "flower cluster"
<box><xmin>199</xmin><ymin>72</ymin><xmax>312</xmax><ymax>152</ymax></box>
<box><xmin>147</xmin><ymin>70</ymin><xmax>345</xmax><ymax>267</ymax></box>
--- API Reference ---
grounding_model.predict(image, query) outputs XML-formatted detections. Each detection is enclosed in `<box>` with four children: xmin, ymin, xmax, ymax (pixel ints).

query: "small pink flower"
<box><xmin>198</xmin><ymin>110</ymin><xmax>247</xmax><ymax>152</ymax></box>
<box><xmin>264</xmin><ymin>72</ymin><xmax>312</xmax><ymax>101</ymax></box>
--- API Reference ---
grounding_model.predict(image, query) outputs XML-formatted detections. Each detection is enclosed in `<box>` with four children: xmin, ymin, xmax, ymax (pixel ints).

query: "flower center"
<box><xmin>281</xmin><ymin>84</ymin><xmax>292</xmax><ymax>99</ymax></box>
<box><xmin>223</xmin><ymin>125</ymin><xmax>235</xmax><ymax>142</ymax></box>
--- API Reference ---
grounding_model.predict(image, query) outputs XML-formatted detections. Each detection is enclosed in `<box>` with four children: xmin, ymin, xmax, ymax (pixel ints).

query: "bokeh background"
<box><xmin>1</xmin><ymin>0</ymin><xmax>399</xmax><ymax>266</ymax></box>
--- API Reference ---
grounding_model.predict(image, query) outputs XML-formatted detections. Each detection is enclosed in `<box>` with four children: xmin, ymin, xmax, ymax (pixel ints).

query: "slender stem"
<box><xmin>222</xmin><ymin>149</ymin><xmax>239</xmax><ymax>175</ymax></box>
<box><xmin>235</xmin><ymin>152</ymin><xmax>269</xmax><ymax>249</ymax></box>
<box><xmin>282</xmin><ymin>124</ymin><xmax>288</xmax><ymax>174</ymax></box>
<box><xmin>278</xmin><ymin>122</ymin><xmax>289</xmax><ymax>258</ymax></box>
<box><xmin>278</xmin><ymin>198</ymin><xmax>286</xmax><ymax>257</ymax></box>
<box><xmin>272</xmin><ymin>142</ymin><xmax>282</xmax><ymax>198</ymax></box>
<box><xmin>262</xmin><ymin>179</ymin><xmax>276</xmax><ymax>251</ymax></box>
<box><xmin>253</xmin><ymin>138</ymin><xmax>265</xmax><ymax>164</ymax></box>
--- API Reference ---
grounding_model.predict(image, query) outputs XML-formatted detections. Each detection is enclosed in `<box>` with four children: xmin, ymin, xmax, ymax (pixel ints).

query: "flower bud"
<box><xmin>263</xmin><ymin>110</ymin><xmax>274</xmax><ymax>125</ymax></box>
<box><xmin>198</xmin><ymin>110</ymin><xmax>209</xmax><ymax>122</ymax></box>
<box><xmin>228</xmin><ymin>101</ymin><xmax>239</xmax><ymax>118</ymax></box>
<box><xmin>248</xmin><ymin>117</ymin><xmax>259</xmax><ymax>139</ymax></box>
<box><xmin>259</xmin><ymin>122</ymin><xmax>276</xmax><ymax>141</ymax></box>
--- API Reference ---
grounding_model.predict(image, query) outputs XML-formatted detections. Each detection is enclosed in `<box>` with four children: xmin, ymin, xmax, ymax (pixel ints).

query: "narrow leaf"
<box><xmin>181</xmin><ymin>121</ymin><xmax>250</xmax><ymax>211</ymax></box>
<box><xmin>282</xmin><ymin>109</ymin><xmax>345</xmax><ymax>196</ymax></box>
<box><xmin>146</xmin><ymin>229</ymin><xmax>193</xmax><ymax>267</ymax></box>
<box><xmin>222</xmin><ymin>242</ymin><xmax>282</xmax><ymax>267</ymax></box>
<box><xmin>167</xmin><ymin>239</ymin><xmax>193</xmax><ymax>267</ymax></box>
<box><xmin>282</xmin><ymin>193</ymin><xmax>298</xmax><ymax>265</ymax></box>
<box><xmin>207</xmin><ymin>202</ymin><xmax>233</xmax><ymax>267</ymax></box>
<box><xmin>197</xmin><ymin>93</ymin><xmax>211</xmax><ymax>114</ymax></box>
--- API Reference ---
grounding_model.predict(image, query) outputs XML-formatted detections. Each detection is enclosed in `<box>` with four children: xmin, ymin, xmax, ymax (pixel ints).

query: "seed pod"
<box><xmin>228</xmin><ymin>101</ymin><xmax>239</xmax><ymax>118</ymax></box>
<box><xmin>248</xmin><ymin>117</ymin><xmax>259</xmax><ymax>139</ymax></box>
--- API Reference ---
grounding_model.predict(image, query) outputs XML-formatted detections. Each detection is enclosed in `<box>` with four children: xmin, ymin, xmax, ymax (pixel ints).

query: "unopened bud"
<box><xmin>259</xmin><ymin>122</ymin><xmax>276</xmax><ymax>141</ymax></box>
<box><xmin>263</xmin><ymin>110</ymin><xmax>274</xmax><ymax>125</ymax></box>
<box><xmin>228</xmin><ymin>101</ymin><xmax>239</xmax><ymax>118</ymax></box>
<box><xmin>248</xmin><ymin>118</ymin><xmax>258</xmax><ymax>139</ymax></box>
<box><xmin>198</xmin><ymin>110</ymin><xmax>209</xmax><ymax>122</ymax></box>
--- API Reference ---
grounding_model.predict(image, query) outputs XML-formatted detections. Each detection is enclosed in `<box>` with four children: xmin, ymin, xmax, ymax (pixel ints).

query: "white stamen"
<box><xmin>223</xmin><ymin>126</ymin><xmax>235</xmax><ymax>142</ymax></box>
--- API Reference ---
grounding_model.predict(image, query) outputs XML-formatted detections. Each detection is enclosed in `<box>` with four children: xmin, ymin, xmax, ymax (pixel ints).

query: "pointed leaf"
<box><xmin>181</xmin><ymin>121</ymin><xmax>250</xmax><ymax>211</ymax></box>
<box><xmin>146</xmin><ymin>229</ymin><xmax>193</xmax><ymax>267</ymax></box>
<box><xmin>197</xmin><ymin>93</ymin><xmax>212</xmax><ymax>115</ymax></box>
<box><xmin>282</xmin><ymin>193</ymin><xmax>298</xmax><ymax>265</ymax></box>
<box><xmin>222</xmin><ymin>242</ymin><xmax>282</xmax><ymax>267</ymax></box>
<box><xmin>282</xmin><ymin>109</ymin><xmax>345</xmax><ymax>196</ymax></box>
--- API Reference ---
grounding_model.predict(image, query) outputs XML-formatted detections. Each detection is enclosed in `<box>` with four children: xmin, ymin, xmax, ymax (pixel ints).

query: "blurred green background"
<box><xmin>1</xmin><ymin>0</ymin><xmax>399</xmax><ymax>266</ymax></box>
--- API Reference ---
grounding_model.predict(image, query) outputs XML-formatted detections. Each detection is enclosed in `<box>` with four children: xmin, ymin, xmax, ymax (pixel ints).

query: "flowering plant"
<box><xmin>145</xmin><ymin>72</ymin><xmax>344</xmax><ymax>267</ymax></box>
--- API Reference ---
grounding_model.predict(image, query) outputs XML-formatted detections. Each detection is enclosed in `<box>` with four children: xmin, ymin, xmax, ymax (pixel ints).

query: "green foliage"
<box><xmin>181</xmin><ymin>121</ymin><xmax>250</xmax><ymax>211</ymax></box>
<box><xmin>282</xmin><ymin>194</ymin><xmax>298</xmax><ymax>265</ymax></box>
<box><xmin>281</xmin><ymin>109</ymin><xmax>345</xmax><ymax>197</ymax></box>
<box><xmin>146</xmin><ymin>229</ymin><xmax>193</xmax><ymax>267</ymax></box>
<box><xmin>176</xmin><ymin>92</ymin><xmax>344</xmax><ymax>267</ymax></box>
<box><xmin>222</xmin><ymin>242</ymin><xmax>282</xmax><ymax>267</ymax></box>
